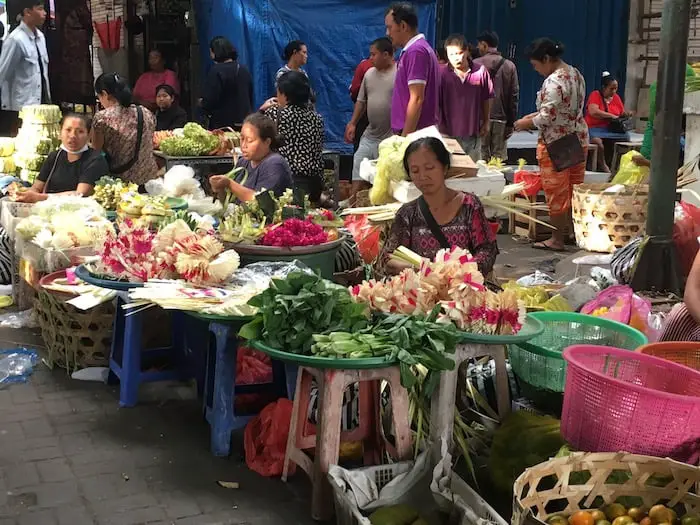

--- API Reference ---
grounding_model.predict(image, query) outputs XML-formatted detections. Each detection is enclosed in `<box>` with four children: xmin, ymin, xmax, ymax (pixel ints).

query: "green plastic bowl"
<box><xmin>509</xmin><ymin>311</ymin><xmax>648</xmax><ymax>400</ymax></box>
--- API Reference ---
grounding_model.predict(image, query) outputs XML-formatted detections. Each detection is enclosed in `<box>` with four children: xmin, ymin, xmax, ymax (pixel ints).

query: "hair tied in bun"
<box><xmin>602</xmin><ymin>71</ymin><xmax>611</xmax><ymax>77</ymax></box>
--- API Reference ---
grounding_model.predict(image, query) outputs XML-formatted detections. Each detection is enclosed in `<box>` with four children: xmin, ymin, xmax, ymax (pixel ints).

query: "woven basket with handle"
<box><xmin>513</xmin><ymin>452</ymin><xmax>700</xmax><ymax>525</ymax></box>
<box><xmin>572</xmin><ymin>184</ymin><xmax>649</xmax><ymax>253</ymax></box>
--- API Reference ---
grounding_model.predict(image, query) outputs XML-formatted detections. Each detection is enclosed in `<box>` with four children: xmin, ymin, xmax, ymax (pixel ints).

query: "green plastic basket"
<box><xmin>509</xmin><ymin>312</ymin><xmax>648</xmax><ymax>407</ymax></box>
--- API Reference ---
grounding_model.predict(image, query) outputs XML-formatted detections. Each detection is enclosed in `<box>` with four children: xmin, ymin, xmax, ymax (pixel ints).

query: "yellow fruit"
<box><xmin>681</xmin><ymin>517</ymin><xmax>700</xmax><ymax>525</ymax></box>
<box><xmin>549</xmin><ymin>516</ymin><xmax>569</xmax><ymax>525</ymax></box>
<box><xmin>613</xmin><ymin>517</ymin><xmax>634</xmax><ymax>525</ymax></box>
<box><xmin>570</xmin><ymin>511</ymin><xmax>595</xmax><ymax>525</ymax></box>
<box><xmin>597</xmin><ymin>520</ymin><xmax>612</xmax><ymax>525</ymax></box>
<box><xmin>606</xmin><ymin>505</ymin><xmax>629</xmax><ymax>522</ymax></box>
<box><xmin>591</xmin><ymin>511</ymin><xmax>607</xmax><ymax>522</ymax></box>
<box><xmin>649</xmin><ymin>506</ymin><xmax>675</xmax><ymax>525</ymax></box>
<box><xmin>629</xmin><ymin>509</ymin><xmax>646</xmax><ymax>522</ymax></box>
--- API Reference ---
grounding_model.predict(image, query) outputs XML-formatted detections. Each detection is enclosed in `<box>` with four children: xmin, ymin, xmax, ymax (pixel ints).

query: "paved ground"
<box><xmin>0</xmin><ymin>236</ymin><xmax>587</xmax><ymax>525</ymax></box>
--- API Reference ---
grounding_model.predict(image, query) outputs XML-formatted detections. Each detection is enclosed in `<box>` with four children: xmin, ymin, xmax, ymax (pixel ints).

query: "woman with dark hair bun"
<box><xmin>260</xmin><ymin>71</ymin><xmax>325</xmax><ymax>202</ymax></box>
<box><xmin>210</xmin><ymin>113</ymin><xmax>292</xmax><ymax>202</ymax></box>
<box><xmin>275</xmin><ymin>40</ymin><xmax>308</xmax><ymax>87</ymax></box>
<box><xmin>200</xmin><ymin>36</ymin><xmax>254</xmax><ymax>130</ymax></box>
<box><xmin>584</xmin><ymin>71</ymin><xmax>630</xmax><ymax>172</ymax></box>
<box><xmin>92</xmin><ymin>72</ymin><xmax>158</xmax><ymax>185</ymax></box>
<box><xmin>514</xmin><ymin>38</ymin><xmax>588</xmax><ymax>251</ymax></box>
<box><xmin>379</xmin><ymin>137</ymin><xmax>498</xmax><ymax>276</ymax></box>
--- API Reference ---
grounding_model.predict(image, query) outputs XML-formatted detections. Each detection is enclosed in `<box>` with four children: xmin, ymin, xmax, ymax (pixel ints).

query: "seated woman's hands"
<box><xmin>11</xmin><ymin>188</ymin><xmax>43</xmax><ymax>203</ymax></box>
<box><xmin>209</xmin><ymin>175</ymin><xmax>232</xmax><ymax>193</ymax></box>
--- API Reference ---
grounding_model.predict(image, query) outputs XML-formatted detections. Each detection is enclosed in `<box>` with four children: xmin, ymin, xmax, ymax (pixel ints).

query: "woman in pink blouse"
<box><xmin>514</xmin><ymin>38</ymin><xmax>588</xmax><ymax>251</ymax></box>
<box><xmin>133</xmin><ymin>50</ymin><xmax>179</xmax><ymax>112</ymax></box>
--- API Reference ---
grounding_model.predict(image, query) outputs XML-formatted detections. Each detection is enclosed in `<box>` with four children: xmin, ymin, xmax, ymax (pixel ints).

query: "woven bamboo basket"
<box><xmin>512</xmin><ymin>452</ymin><xmax>700</xmax><ymax>525</ymax></box>
<box><xmin>34</xmin><ymin>289</ymin><xmax>114</xmax><ymax>372</ymax></box>
<box><xmin>572</xmin><ymin>184</ymin><xmax>649</xmax><ymax>253</ymax></box>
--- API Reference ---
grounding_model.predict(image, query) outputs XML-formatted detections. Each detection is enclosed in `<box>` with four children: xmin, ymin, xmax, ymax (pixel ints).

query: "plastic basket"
<box><xmin>509</xmin><ymin>312</ymin><xmax>648</xmax><ymax>401</ymax></box>
<box><xmin>329</xmin><ymin>462</ymin><xmax>507</xmax><ymax>525</ymax></box>
<box><xmin>637</xmin><ymin>341</ymin><xmax>700</xmax><ymax>371</ymax></box>
<box><xmin>0</xmin><ymin>199</ymin><xmax>35</xmax><ymax>241</ymax></box>
<box><xmin>561</xmin><ymin>345</ymin><xmax>700</xmax><ymax>459</ymax></box>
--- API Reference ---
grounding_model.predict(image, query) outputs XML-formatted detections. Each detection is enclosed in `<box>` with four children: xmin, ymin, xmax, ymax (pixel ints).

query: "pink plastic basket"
<box><xmin>561</xmin><ymin>345</ymin><xmax>700</xmax><ymax>461</ymax></box>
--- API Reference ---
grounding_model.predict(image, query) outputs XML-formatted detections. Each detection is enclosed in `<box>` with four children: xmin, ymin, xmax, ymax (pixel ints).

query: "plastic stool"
<box><xmin>203</xmin><ymin>321</ymin><xmax>296</xmax><ymax>456</ymax></box>
<box><xmin>108</xmin><ymin>294</ymin><xmax>191</xmax><ymax>407</ymax></box>
<box><xmin>430</xmin><ymin>343</ymin><xmax>510</xmax><ymax>463</ymax></box>
<box><xmin>283</xmin><ymin>365</ymin><xmax>412</xmax><ymax>520</ymax></box>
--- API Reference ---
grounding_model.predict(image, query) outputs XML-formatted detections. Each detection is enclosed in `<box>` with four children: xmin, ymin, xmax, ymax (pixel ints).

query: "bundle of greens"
<box><xmin>159</xmin><ymin>123</ymin><xmax>219</xmax><ymax>157</ymax></box>
<box><xmin>239</xmin><ymin>272</ymin><xmax>369</xmax><ymax>354</ymax></box>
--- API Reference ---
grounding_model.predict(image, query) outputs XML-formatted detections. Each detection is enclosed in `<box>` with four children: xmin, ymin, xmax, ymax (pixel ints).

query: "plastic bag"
<box><xmin>673</xmin><ymin>201</ymin><xmax>700</xmax><ymax>277</ymax></box>
<box><xmin>244</xmin><ymin>399</ymin><xmax>294</xmax><ymax>477</ymax></box>
<box><xmin>514</xmin><ymin>169</ymin><xmax>542</xmax><ymax>196</ymax></box>
<box><xmin>0</xmin><ymin>348</ymin><xmax>38</xmax><ymax>387</ymax></box>
<box><xmin>0</xmin><ymin>309</ymin><xmax>38</xmax><ymax>329</ymax></box>
<box><xmin>344</xmin><ymin>215</ymin><xmax>381</xmax><ymax>264</ymax></box>
<box><xmin>237</xmin><ymin>347</ymin><xmax>272</xmax><ymax>385</ymax></box>
<box><xmin>581</xmin><ymin>285</ymin><xmax>653</xmax><ymax>335</ymax></box>
<box><xmin>611</xmin><ymin>151</ymin><xmax>649</xmax><ymax>185</ymax></box>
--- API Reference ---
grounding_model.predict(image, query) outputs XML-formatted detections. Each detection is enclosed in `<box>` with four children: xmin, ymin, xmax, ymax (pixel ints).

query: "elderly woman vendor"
<box><xmin>11</xmin><ymin>114</ymin><xmax>108</xmax><ymax>203</ymax></box>
<box><xmin>380</xmin><ymin>137</ymin><xmax>498</xmax><ymax>276</ymax></box>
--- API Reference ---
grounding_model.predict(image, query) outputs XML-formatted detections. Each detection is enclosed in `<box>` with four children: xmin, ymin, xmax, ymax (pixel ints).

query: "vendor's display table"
<box><xmin>186</xmin><ymin>313</ymin><xmax>296</xmax><ymax>457</ymax></box>
<box><xmin>75</xmin><ymin>265</ymin><xmax>192</xmax><ymax>407</ymax></box>
<box><xmin>252</xmin><ymin>342</ymin><xmax>412</xmax><ymax>521</ymax></box>
<box><xmin>429</xmin><ymin>316</ymin><xmax>545</xmax><ymax>464</ymax></box>
<box><xmin>153</xmin><ymin>151</ymin><xmax>234</xmax><ymax>172</ymax></box>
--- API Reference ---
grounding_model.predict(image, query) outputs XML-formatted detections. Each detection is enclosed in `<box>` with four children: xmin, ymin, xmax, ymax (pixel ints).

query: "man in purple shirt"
<box><xmin>439</xmin><ymin>34</ymin><xmax>494</xmax><ymax>160</ymax></box>
<box><xmin>384</xmin><ymin>3</ymin><xmax>440</xmax><ymax>135</ymax></box>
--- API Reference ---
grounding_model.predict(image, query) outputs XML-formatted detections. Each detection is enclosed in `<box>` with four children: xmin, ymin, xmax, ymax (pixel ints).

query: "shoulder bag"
<box><xmin>599</xmin><ymin>90</ymin><xmax>634</xmax><ymax>134</ymax></box>
<box><xmin>418</xmin><ymin>196</ymin><xmax>451</xmax><ymax>250</ymax></box>
<box><xmin>109</xmin><ymin>106</ymin><xmax>144</xmax><ymax>175</ymax></box>
<box><xmin>544</xmin><ymin>70</ymin><xmax>586</xmax><ymax>171</ymax></box>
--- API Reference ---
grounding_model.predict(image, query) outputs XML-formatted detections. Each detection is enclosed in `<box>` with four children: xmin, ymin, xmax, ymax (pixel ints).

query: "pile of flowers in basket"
<box><xmin>351</xmin><ymin>247</ymin><xmax>525</xmax><ymax>335</ymax></box>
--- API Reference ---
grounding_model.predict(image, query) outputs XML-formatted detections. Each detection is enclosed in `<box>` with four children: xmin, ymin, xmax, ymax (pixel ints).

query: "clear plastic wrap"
<box><xmin>0</xmin><ymin>309</ymin><xmax>39</xmax><ymax>328</ymax></box>
<box><xmin>228</xmin><ymin>260</ymin><xmax>313</xmax><ymax>289</ymax></box>
<box><xmin>0</xmin><ymin>348</ymin><xmax>38</xmax><ymax>387</ymax></box>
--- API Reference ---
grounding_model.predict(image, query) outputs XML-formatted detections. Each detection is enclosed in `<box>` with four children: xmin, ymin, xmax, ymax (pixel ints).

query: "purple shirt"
<box><xmin>391</xmin><ymin>34</ymin><xmax>440</xmax><ymax>132</ymax></box>
<box><xmin>439</xmin><ymin>63</ymin><xmax>494</xmax><ymax>138</ymax></box>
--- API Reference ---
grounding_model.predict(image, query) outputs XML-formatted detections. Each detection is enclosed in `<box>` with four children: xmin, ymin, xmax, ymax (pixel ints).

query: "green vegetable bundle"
<box><xmin>239</xmin><ymin>272</ymin><xmax>369</xmax><ymax>354</ymax></box>
<box><xmin>159</xmin><ymin>123</ymin><xmax>219</xmax><ymax>157</ymax></box>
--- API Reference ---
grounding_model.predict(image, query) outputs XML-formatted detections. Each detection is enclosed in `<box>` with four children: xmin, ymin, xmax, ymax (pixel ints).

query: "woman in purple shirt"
<box><xmin>439</xmin><ymin>34</ymin><xmax>494</xmax><ymax>161</ymax></box>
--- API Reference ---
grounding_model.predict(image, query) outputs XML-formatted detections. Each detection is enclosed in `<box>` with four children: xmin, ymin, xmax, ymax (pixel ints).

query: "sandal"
<box><xmin>532</xmin><ymin>241</ymin><xmax>566</xmax><ymax>252</ymax></box>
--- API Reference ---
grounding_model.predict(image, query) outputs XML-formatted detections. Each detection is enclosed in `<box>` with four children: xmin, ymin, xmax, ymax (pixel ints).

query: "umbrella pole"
<box><xmin>630</xmin><ymin>0</ymin><xmax>692</xmax><ymax>294</ymax></box>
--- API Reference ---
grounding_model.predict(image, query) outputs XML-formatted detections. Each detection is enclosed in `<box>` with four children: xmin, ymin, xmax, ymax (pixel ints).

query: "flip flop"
<box><xmin>532</xmin><ymin>241</ymin><xmax>566</xmax><ymax>252</ymax></box>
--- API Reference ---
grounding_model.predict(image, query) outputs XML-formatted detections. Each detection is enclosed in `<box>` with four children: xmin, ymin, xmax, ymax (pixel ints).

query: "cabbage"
<box><xmin>16</xmin><ymin>216</ymin><xmax>48</xmax><ymax>240</ymax></box>
<box><xmin>370</xmin><ymin>135</ymin><xmax>410</xmax><ymax>205</ymax></box>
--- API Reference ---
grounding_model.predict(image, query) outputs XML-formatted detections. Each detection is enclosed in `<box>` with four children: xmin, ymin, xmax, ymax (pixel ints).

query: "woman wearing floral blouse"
<box><xmin>514</xmin><ymin>38</ymin><xmax>588</xmax><ymax>251</ymax></box>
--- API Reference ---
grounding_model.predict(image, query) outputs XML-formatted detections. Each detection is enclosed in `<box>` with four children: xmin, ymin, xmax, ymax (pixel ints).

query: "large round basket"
<box><xmin>637</xmin><ymin>341</ymin><xmax>700</xmax><ymax>371</ymax></box>
<box><xmin>224</xmin><ymin>238</ymin><xmax>343</xmax><ymax>280</ymax></box>
<box><xmin>513</xmin><ymin>452</ymin><xmax>700</xmax><ymax>525</ymax></box>
<box><xmin>572</xmin><ymin>183</ymin><xmax>648</xmax><ymax>253</ymax></box>
<box><xmin>34</xmin><ymin>288</ymin><xmax>114</xmax><ymax>372</ymax></box>
<box><xmin>561</xmin><ymin>345</ymin><xmax>700</xmax><ymax>459</ymax></box>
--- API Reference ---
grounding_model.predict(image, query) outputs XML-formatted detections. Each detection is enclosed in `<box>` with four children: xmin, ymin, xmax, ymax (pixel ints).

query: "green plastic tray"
<box><xmin>250</xmin><ymin>340</ymin><xmax>398</xmax><ymax>369</ymax></box>
<box><xmin>184</xmin><ymin>311</ymin><xmax>251</xmax><ymax>323</ymax></box>
<box><xmin>509</xmin><ymin>311</ymin><xmax>648</xmax><ymax>395</ymax></box>
<box><xmin>457</xmin><ymin>314</ymin><xmax>544</xmax><ymax>345</ymax></box>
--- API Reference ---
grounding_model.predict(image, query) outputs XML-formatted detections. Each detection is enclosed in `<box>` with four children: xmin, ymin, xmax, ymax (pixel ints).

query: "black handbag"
<box><xmin>545</xmin><ymin>133</ymin><xmax>585</xmax><ymax>172</ymax></box>
<box><xmin>600</xmin><ymin>90</ymin><xmax>633</xmax><ymax>134</ymax></box>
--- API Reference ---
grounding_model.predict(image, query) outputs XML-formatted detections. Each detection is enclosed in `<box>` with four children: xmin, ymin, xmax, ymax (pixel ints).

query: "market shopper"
<box><xmin>209</xmin><ymin>113</ymin><xmax>292</xmax><ymax>201</ymax></box>
<box><xmin>514</xmin><ymin>39</ymin><xmax>588</xmax><ymax>252</ymax></box>
<box><xmin>275</xmin><ymin>40</ymin><xmax>309</xmax><ymax>87</ymax></box>
<box><xmin>260</xmin><ymin>71</ymin><xmax>325</xmax><ymax>202</ymax></box>
<box><xmin>380</xmin><ymin>137</ymin><xmax>498</xmax><ymax>276</ymax></box>
<box><xmin>155</xmin><ymin>84</ymin><xmax>187</xmax><ymax>131</ymax></box>
<box><xmin>385</xmin><ymin>2</ymin><xmax>440</xmax><ymax>135</ymax></box>
<box><xmin>348</xmin><ymin>55</ymin><xmax>374</xmax><ymax>153</ymax></box>
<box><xmin>132</xmin><ymin>49</ymin><xmax>179</xmax><ymax>112</ymax></box>
<box><xmin>475</xmin><ymin>30</ymin><xmax>519</xmax><ymax>162</ymax></box>
<box><xmin>92</xmin><ymin>72</ymin><xmax>159</xmax><ymax>186</ymax></box>
<box><xmin>0</xmin><ymin>0</ymin><xmax>50</xmax><ymax>135</ymax></box>
<box><xmin>201</xmin><ymin>36</ymin><xmax>254</xmax><ymax>130</ymax></box>
<box><xmin>659</xmin><ymin>249</ymin><xmax>700</xmax><ymax>341</ymax></box>
<box><xmin>585</xmin><ymin>72</ymin><xmax>630</xmax><ymax>173</ymax></box>
<box><xmin>11</xmin><ymin>114</ymin><xmax>108</xmax><ymax>202</ymax></box>
<box><xmin>345</xmin><ymin>37</ymin><xmax>396</xmax><ymax>190</ymax></box>
<box><xmin>439</xmin><ymin>34</ymin><xmax>494</xmax><ymax>161</ymax></box>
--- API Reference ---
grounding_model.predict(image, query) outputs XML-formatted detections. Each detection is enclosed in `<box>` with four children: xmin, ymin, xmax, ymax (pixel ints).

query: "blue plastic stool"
<box><xmin>108</xmin><ymin>293</ymin><xmax>193</xmax><ymax>407</ymax></box>
<box><xmin>203</xmin><ymin>320</ymin><xmax>296</xmax><ymax>457</ymax></box>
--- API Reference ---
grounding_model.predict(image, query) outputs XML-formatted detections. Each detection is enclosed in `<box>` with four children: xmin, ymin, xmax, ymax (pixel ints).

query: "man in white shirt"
<box><xmin>0</xmin><ymin>0</ymin><xmax>50</xmax><ymax>134</ymax></box>
<box><xmin>345</xmin><ymin>37</ymin><xmax>397</xmax><ymax>190</ymax></box>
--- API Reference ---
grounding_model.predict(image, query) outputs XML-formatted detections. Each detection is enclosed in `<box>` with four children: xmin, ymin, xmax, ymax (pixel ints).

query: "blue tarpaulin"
<box><xmin>194</xmin><ymin>0</ymin><xmax>437</xmax><ymax>152</ymax></box>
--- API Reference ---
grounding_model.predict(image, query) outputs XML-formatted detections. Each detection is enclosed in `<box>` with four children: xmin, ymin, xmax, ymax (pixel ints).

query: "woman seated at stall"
<box><xmin>209</xmin><ymin>113</ymin><xmax>293</xmax><ymax>202</ymax></box>
<box><xmin>155</xmin><ymin>84</ymin><xmax>187</xmax><ymax>131</ymax></box>
<box><xmin>658</xmin><ymin>248</ymin><xmax>700</xmax><ymax>341</ymax></box>
<box><xmin>379</xmin><ymin>137</ymin><xmax>498</xmax><ymax>277</ymax></box>
<box><xmin>259</xmin><ymin>71</ymin><xmax>325</xmax><ymax>202</ymax></box>
<box><xmin>12</xmin><ymin>114</ymin><xmax>108</xmax><ymax>203</ymax></box>
<box><xmin>91</xmin><ymin>72</ymin><xmax>159</xmax><ymax>187</ymax></box>
<box><xmin>585</xmin><ymin>72</ymin><xmax>630</xmax><ymax>173</ymax></box>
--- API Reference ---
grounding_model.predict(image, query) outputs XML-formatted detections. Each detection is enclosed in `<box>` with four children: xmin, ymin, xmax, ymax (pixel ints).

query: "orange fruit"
<box><xmin>570</xmin><ymin>511</ymin><xmax>596</xmax><ymax>525</ymax></box>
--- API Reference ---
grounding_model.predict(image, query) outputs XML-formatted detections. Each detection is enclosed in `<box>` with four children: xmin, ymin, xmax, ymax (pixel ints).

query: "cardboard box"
<box><xmin>442</xmin><ymin>137</ymin><xmax>478</xmax><ymax>178</ymax></box>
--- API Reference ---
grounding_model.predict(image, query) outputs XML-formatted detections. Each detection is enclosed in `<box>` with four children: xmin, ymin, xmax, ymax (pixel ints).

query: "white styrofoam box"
<box><xmin>391</xmin><ymin>174</ymin><xmax>506</xmax><ymax>206</ymax></box>
<box><xmin>584</xmin><ymin>171</ymin><xmax>611</xmax><ymax>183</ymax></box>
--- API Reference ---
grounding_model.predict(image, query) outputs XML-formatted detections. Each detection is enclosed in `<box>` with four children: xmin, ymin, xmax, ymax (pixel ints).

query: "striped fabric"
<box><xmin>0</xmin><ymin>227</ymin><xmax>12</xmax><ymax>285</ymax></box>
<box><xmin>659</xmin><ymin>303</ymin><xmax>700</xmax><ymax>342</ymax></box>
<box><xmin>335</xmin><ymin>227</ymin><xmax>363</xmax><ymax>273</ymax></box>
<box><xmin>611</xmin><ymin>237</ymin><xmax>642</xmax><ymax>285</ymax></box>
<box><xmin>307</xmin><ymin>381</ymin><xmax>359</xmax><ymax>431</ymax></box>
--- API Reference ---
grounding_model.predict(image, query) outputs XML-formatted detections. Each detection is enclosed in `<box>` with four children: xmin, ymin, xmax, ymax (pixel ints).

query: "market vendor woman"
<box><xmin>209</xmin><ymin>113</ymin><xmax>293</xmax><ymax>201</ymax></box>
<box><xmin>380</xmin><ymin>137</ymin><xmax>498</xmax><ymax>276</ymax></box>
<box><xmin>11</xmin><ymin>114</ymin><xmax>108</xmax><ymax>203</ymax></box>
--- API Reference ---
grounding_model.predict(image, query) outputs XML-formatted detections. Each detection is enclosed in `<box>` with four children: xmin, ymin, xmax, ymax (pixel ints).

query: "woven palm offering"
<box><xmin>512</xmin><ymin>452</ymin><xmax>700</xmax><ymax>525</ymax></box>
<box><xmin>572</xmin><ymin>184</ymin><xmax>649</xmax><ymax>253</ymax></box>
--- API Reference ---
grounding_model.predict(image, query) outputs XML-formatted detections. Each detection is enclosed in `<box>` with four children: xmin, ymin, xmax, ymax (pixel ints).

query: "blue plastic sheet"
<box><xmin>194</xmin><ymin>0</ymin><xmax>437</xmax><ymax>152</ymax></box>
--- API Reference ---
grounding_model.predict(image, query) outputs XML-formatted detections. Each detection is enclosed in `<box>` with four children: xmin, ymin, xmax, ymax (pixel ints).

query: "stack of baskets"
<box><xmin>572</xmin><ymin>183</ymin><xmax>648</xmax><ymax>253</ymax></box>
<box><xmin>508</xmin><ymin>312</ymin><xmax>648</xmax><ymax>414</ymax></box>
